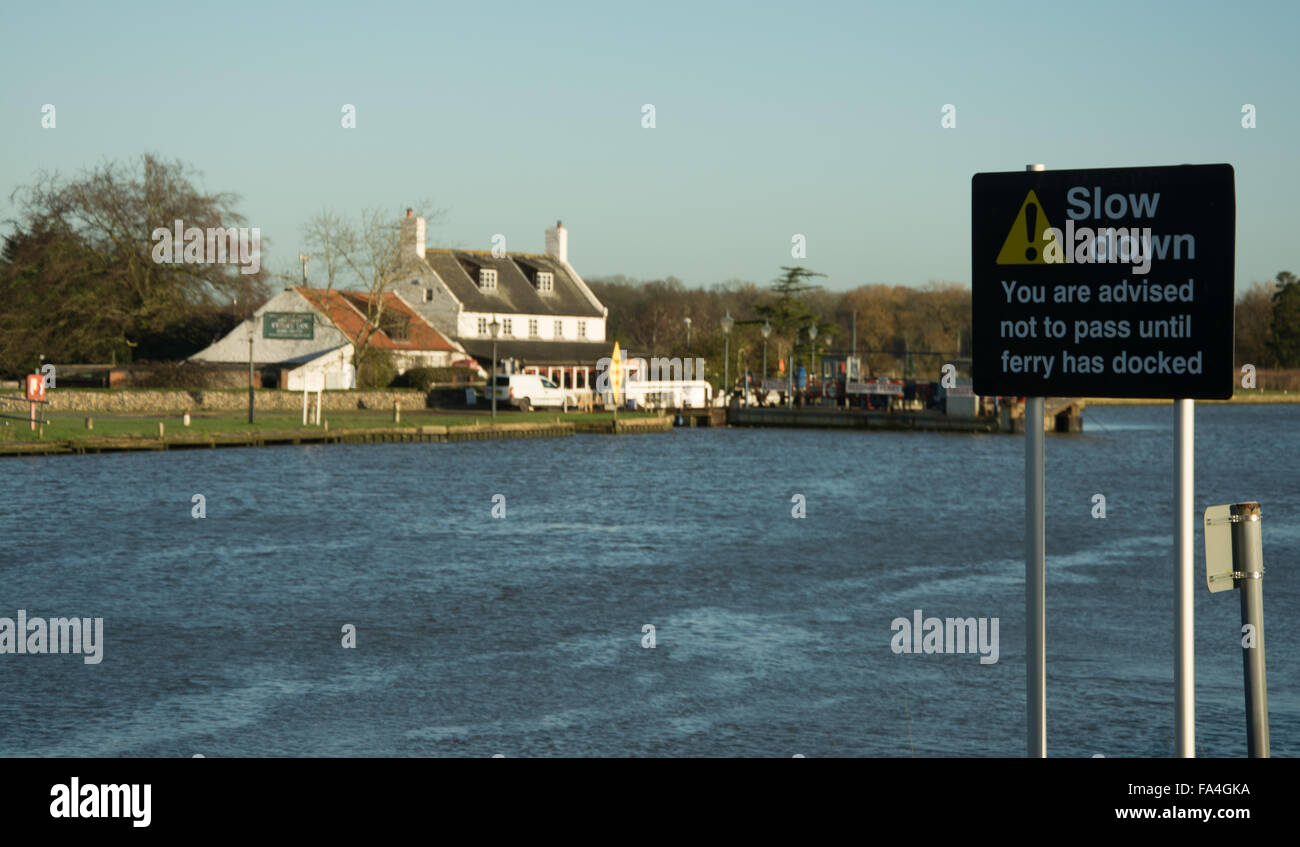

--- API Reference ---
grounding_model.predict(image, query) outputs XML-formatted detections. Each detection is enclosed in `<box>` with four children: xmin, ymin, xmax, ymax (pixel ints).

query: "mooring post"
<box><xmin>1229</xmin><ymin>501</ymin><xmax>1269</xmax><ymax>757</ymax></box>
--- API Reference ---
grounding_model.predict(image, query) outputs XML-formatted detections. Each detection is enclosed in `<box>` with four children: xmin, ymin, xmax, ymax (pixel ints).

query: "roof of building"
<box><xmin>458</xmin><ymin>338</ymin><xmax>613</xmax><ymax>366</ymax></box>
<box><xmin>295</xmin><ymin>288</ymin><xmax>457</xmax><ymax>351</ymax></box>
<box><xmin>421</xmin><ymin>250</ymin><xmax>603</xmax><ymax>318</ymax></box>
<box><xmin>278</xmin><ymin>344</ymin><xmax>351</xmax><ymax>366</ymax></box>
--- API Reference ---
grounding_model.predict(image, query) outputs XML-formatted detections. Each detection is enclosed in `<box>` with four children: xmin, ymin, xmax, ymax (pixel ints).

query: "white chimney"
<box><xmin>545</xmin><ymin>219</ymin><xmax>567</xmax><ymax>263</ymax></box>
<box><xmin>400</xmin><ymin>208</ymin><xmax>426</xmax><ymax>258</ymax></box>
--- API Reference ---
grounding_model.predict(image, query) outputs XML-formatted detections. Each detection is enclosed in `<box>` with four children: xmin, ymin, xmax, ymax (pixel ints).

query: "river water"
<box><xmin>1</xmin><ymin>404</ymin><xmax>1295</xmax><ymax>757</ymax></box>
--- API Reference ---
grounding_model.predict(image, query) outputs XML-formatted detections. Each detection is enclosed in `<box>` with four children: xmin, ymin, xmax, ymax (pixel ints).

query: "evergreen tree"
<box><xmin>1267</xmin><ymin>271</ymin><xmax>1300</xmax><ymax>367</ymax></box>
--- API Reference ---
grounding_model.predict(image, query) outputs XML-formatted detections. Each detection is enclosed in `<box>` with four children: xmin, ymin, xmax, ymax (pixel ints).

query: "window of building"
<box><xmin>578</xmin><ymin>320</ymin><xmax>587</xmax><ymax>339</ymax></box>
<box><xmin>528</xmin><ymin>318</ymin><xmax>539</xmax><ymax>338</ymax></box>
<box><xmin>478</xmin><ymin>268</ymin><xmax>497</xmax><ymax>290</ymax></box>
<box><xmin>477</xmin><ymin>317</ymin><xmax>487</xmax><ymax>336</ymax></box>
<box><xmin>502</xmin><ymin>318</ymin><xmax>513</xmax><ymax>336</ymax></box>
<box><xmin>422</xmin><ymin>288</ymin><xmax>432</xmax><ymax>303</ymax></box>
<box><xmin>554</xmin><ymin>320</ymin><xmax>563</xmax><ymax>339</ymax></box>
<box><xmin>380</xmin><ymin>312</ymin><xmax>410</xmax><ymax>343</ymax></box>
<box><xmin>536</xmin><ymin>271</ymin><xmax>554</xmax><ymax>293</ymax></box>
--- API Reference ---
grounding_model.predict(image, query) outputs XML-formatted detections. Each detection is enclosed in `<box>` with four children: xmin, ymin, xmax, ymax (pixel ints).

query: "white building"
<box><xmin>188</xmin><ymin>286</ymin><xmax>476</xmax><ymax>388</ymax></box>
<box><xmin>396</xmin><ymin>213</ymin><xmax>611</xmax><ymax>393</ymax></box>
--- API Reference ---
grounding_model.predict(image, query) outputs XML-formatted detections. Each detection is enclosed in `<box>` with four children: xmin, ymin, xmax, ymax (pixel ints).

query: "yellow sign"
<box><xmin>610</xmin><ymin>342</ymin><xmax>623</xmax><ymax>404</ymax></box>
<box><xmin>996</xmin><ymin>189</ymin><xmax>1054</xmax><ymax>265</ymax></box>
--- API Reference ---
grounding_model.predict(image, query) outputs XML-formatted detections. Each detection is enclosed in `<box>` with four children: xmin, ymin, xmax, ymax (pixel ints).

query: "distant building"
<box><xmin>189</xmin><ymin>286</ymin><xmax>476</xmax><ymax>389</ymax></box>
<box><xmin>396</xmin><ymin>212</ymin><xmax>611</xmax><ymax>394</ymax></box>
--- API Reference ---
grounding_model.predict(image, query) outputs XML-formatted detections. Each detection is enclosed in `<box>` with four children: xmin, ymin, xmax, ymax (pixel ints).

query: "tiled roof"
<box><xmin>422</xmin><ymin>250</ymin><xmax>603</xmax><ymax>318</ymax></box>
<box><xmin>294</xmin><ymin>288</ymin><xmax>457</xmax><ymax>351</ymax></box>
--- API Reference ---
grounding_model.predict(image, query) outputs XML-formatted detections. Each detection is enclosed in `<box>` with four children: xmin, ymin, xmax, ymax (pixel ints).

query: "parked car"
<box><xmin>491</xmin><ymin>374</ymin><xmax>575</xmax><ymax>411</ymax></box>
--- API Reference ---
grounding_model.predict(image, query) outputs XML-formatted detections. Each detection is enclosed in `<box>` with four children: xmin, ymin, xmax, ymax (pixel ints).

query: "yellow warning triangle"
<box><xmin>996</xmin><ymin>189</ymin><xmax>1053</xmax><ymax>265</ymax></box>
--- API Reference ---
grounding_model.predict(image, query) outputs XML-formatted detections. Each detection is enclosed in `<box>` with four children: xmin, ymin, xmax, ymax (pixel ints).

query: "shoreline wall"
<box><xmin>0</xmin><ymin>389</ymin><xmax>429</xmax><ymax>413</ymax></box>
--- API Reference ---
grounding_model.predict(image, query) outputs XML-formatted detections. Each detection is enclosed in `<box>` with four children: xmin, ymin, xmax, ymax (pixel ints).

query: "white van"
<box><xmin>491</xmin><ymin>374</ymin><xmax>574</xmax><ymax>411</ymax></box>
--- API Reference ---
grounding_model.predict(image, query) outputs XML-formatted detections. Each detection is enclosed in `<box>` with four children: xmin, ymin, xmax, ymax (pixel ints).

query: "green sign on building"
<box><xmin>263</xmin><ymin>312</ymin><xmax>314</xmax><ymax>340</ymax></box>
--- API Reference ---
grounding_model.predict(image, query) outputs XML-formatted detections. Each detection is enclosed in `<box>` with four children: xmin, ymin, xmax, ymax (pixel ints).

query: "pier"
<box><xmin>724</xmin><ymin>398</ymin><xmax>1083</xmax><ymax>434</ymax></box>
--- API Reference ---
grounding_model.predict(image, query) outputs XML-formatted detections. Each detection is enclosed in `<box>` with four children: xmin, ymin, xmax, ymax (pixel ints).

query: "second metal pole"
<box><xmin>1231</xmin><ymin>501</ymin><xmax>1269</xmax><ymax>757</ymax></box>
<box><xmin>1175</xmin><ymin>399</ymin><xmax>1194</xmax><ymax>756</ymax></box>
<box><xmin>1026</xmin><ymin>396</ymin><xmax>1045</xmax><ymax>757</ymax></box>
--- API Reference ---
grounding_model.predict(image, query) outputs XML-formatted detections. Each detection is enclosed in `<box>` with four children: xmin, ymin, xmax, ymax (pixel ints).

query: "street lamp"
<box><xmin>761</xmin><ymin>320</ymin><xmax>772</xmax><ymax>380</ymax></box>
<box><xmin>247</xmin><ymin>319</ymin><xmax>255</xmax><ymax>424</ymax></box>
<box><xmin>683</xmin><ymin>316</ymin><xmax>692</xmax><ymax>350</ymax></box>
<box><xmin>720</xmin><ymin>311</ymin><xmax>734</xmax><ymax>404</ymax></box>
<box><xmin>806</xmin><ymin>324</ymin><xmax>818</xmax><ymax>406</ymax></box>
<box><xmin>737</xmin><ymin>345</ymin><xmax>747</xmax><ymax>407</ymax></box>
<box><xmin>489</xmin><ymin>315</ymin><xmax>501</xmax><ymax>420</ymax></box>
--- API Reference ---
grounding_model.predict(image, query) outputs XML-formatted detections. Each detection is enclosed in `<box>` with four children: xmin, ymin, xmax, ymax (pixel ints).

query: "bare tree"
<box><xmin>2</xmin><ymin>153</ymin><xmax>269</xmax><ymax>369</ymax></box>
<box><xmin>301</xmin><ymin>203</ymin><xmax>444</xmax><ymax>385</ymax></box>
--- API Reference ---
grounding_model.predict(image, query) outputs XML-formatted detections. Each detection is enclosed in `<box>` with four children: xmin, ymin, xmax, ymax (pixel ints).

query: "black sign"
<box><xmin>972</xmin><ymin>164</ymin><xmax>1234</xmax><ymax>399</ymax></box>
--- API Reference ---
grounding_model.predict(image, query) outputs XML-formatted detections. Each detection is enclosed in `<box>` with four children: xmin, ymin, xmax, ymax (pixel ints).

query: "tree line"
<box><xmin>589</xmin><ymin>270</ymin><xmax>1300</xmax><ymax>384</ymax></box>
<box><xmin>3</xmin><ymin>155</ymin><xmax>1298</xmax><ymax>384</ymax></box>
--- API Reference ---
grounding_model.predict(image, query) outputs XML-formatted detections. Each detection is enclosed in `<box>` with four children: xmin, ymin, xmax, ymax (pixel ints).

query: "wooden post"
<box><xmin>183</xmin><ymin>411</ymin><xmax>191</xmax><ymax>426</ymax></box>
<box><xmin>85</xmin><ymin>417</ymin><xmax>93</xmax><ymax>430</ymax></box>
<box><xmin>394</xmin><ymin>401</ymin><xmax>401</xmax><ymax>424</ymax></box>
<box><xmin>158</xmin><ymin>421</ymin><xmax>165</xmax><ymax>437</ymax></box>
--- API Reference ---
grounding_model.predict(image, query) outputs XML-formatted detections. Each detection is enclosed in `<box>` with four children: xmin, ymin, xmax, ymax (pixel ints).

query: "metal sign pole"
<box><xmin>1229</xmin><ymin>502</ymin><xmax>1269</xmax><ymax>757</ymax></box>
<box><xmin>1026</xmin><ymin>396</ymin><xmax>1046</xmax><ymax>757</ymax></box>
<box><xmin>1023</xmin><ymin>163</ymin><xmax>1047</xmax><ymax>759</ymax></box>
<box><xmin>1175</xmin><ymin>398</ymin><xmax>1195</xmax><ymax>756</ymax></box>
<box><xmin>1205</xmin><ymin>501</ymin><xmax>1270</xmax><ymax>757</ymax></box>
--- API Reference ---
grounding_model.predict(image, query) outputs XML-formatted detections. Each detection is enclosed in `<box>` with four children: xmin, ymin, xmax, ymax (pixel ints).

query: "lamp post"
<box><xmin>807</xmin><ymin>324</ymin><xmax>818</xmax><ymax>405</ymax></box>
<box><xmin>737</xmin><ymin>345</ymin><xmax>746</xmax><ymax>408</ymax></box>
<box><xmin>247</xmin><ymin>319</ymin><xmax>255</xmax><ymax>424</ymax></box>
<box><xmin>683</xmin><ymin>316</ymin><xmax>692</xmax><ymax>351</ymax></box>
<box><xmin>806</xmin><ymin>320</ymin><xmax>816</xmax><ymax>407</ymax></box>
<box><xmin>489</xmin><ymin>315</ymin><xmax>501</xmax><ymax>420</ymax></box>
<box><xmin>761</xmin><ymin>320</ymin><xmax>772</xmax><ymax>380</ymax></box>
<box><xmin>720</xmin><ymin>311</ymin><xmax>734</xmax><ymax>405</ymax></box>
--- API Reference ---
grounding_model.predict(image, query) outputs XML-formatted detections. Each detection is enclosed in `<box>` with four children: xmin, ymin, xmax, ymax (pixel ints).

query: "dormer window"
<box><xmin>536</xmin><ymin>271</ymin><xmax>554</xmax><ymax>293</ymax></box>
<box><xmin>478</xmin><ymin>268</ymin><xmax>498</xmax><ymax>290</ymax></box>
<box><xmin>380</xmin><ymin>312</ymin><xmax>410</xmax><ymax>343</ymax></box>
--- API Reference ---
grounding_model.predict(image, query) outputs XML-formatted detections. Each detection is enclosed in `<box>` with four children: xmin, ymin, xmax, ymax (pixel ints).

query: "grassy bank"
<box><xmin>0</xmin><ymin>408</ymin><xmax>662</xmax><ymax>443</ymax></box>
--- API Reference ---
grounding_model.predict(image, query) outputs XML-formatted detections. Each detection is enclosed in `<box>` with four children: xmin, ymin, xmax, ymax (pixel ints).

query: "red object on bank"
<box><xmin>25</xmin><ymin>373</ymin><xmax>45</xmax><ymax>401</ymax></box>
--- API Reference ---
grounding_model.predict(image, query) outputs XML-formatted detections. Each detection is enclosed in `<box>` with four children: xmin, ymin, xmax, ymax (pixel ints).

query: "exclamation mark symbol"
<box><xmin>1024</xmin><ymin>203</ymin><xmax>1038</xmax><ymax>261</ymax></box>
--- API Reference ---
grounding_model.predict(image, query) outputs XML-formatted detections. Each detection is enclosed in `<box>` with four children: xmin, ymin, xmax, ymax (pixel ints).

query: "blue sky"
<box><xmin>3</xmin><ymin>0</ymin><xmax>1295</xmax><ymax>291</ymax></box>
